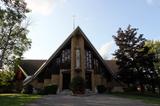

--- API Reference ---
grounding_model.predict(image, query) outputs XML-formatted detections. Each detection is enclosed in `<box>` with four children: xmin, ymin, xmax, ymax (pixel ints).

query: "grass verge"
<box><xmin>109</xmin><ymin>92</ymin><xmax>160</xmax><ymax>105</ymax></box>
<box><xmin>0</xmin><ymin>93</ymin><xmax>42</xmax><ymax>106</ymax></box>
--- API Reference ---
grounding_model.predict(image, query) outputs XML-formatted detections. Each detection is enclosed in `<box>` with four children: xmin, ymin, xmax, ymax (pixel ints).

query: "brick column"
<box><xmin>71</xmin><ymin>36</ymin><xmax>76</xmax><ymax>80</ymax></box>
<box><xmin>91</xmin><ymin>70</ymin><xmax>96</xmax><ymax>92</ymax></box>
<box><xmin>59</xmin><ymin>70</ymin><xmax>63</xmax><ymax>92</ymax></box>
<box><xmin>71</xmin><ymin>34</ymin><xmax>85</xmax><ymax>80</ymax></box>
<box><xmin>79</xmin><ymin>36</ymin><xmax>85</xmax><ymax>79</ymax></box>
<box><xmin>44</xmin><ymin>79</ymin><xmax>51</xmax><ymax>86</ymax></box>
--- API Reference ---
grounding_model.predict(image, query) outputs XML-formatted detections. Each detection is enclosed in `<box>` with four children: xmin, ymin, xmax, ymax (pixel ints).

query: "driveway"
<box><xmin>26</xmin><ymin>94</ymin><xmax>155</xmax><ymax>106</ymax></box>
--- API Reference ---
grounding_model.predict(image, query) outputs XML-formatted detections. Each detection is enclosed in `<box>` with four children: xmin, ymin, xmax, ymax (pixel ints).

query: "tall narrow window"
<box><xmin>61</xmin><ymin>49</ymin><xmax>71</xmax><ymax>69</ymax></box>
<box><xmin>85</xmin><ymin>50</ymin><xmax>93</xmax><ymax>69</ymax></box>
<box><xmin>76</xmin><ymin>49</ymin><xmax>81</xmax><ymax>68</ymax></box>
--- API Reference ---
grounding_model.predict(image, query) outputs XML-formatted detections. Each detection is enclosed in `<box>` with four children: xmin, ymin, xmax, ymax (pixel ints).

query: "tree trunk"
<box><xmin>158</xmin><ymin>85</ymin><xmax>160</xmax><ymax>95</ymax></box>
<box><xmin>158</xmin><ymin>79</ymin><xmax>160</xmax><ymax>95</ymax></box>
<box><xmin>151</xmin><ymin>81</ymin><xmax>156</xmax><ymax>93</ymax></box>
<box><xmin>0</xmin><ymin>26</ymin><xmax>13</xmax><ymax>67</ymax></box>
<box><xmin>140</xmin><ymin>83</ymin><xmax>144</xmax><ymax>93</ymax></box>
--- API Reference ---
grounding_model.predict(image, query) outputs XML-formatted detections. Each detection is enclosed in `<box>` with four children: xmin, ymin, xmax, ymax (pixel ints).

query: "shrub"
<box><xmin>36</xmin><ymin>88</ymin><xmax>45</xmax><ymax>95</ymax></box>
<box><xmin>0</xmin><ymin>84</ymin><xmax>14</xmax><ymax>93</ymax></box>
<box><xmin>70</xmin><ymin>76</ymin><xmax>85</xmax><ymax>94</ymax></box>
<box><xmin>106</xmin><ymin>86</ymin><xmax>113</xmax><ymax>93</ymax></box>
<box><xmin>44</xmin><ymin>84</ymin><xmax>58</xmax><ymax>94</ymax></box>
<box><xmin>0</xmin><ymin>70</ymin><xmax>15</xmax><ymax>93</ymax></box>
<box><xmin>22</xmin><ymin>85</ymin><xmax>33</xmax><ymax>94</ymax></box>
<box><xmin>124</xmin><ymin>86</ymin><xmax>137</xmax><ymax>92</ymax></box>
<box><xmin>97</xmin><ymin>85</ymin><xmax>106</xmax><ymax>93</ymax></box>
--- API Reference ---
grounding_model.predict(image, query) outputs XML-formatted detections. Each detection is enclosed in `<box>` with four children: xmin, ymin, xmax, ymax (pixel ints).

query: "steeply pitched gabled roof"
<box><xmin>24</xmin><ymin>26</ymin><xmax>116</xmax><ymax>85</ymax></box>
<box><xmin>105</xmin><ymin>60</ymin><xmax>119</xmax><ymax>75</ymax></box>
<box><xmin>19</xmin><ymin>60</ymin><xmax>46</xmax><ymax>76</ymax></box>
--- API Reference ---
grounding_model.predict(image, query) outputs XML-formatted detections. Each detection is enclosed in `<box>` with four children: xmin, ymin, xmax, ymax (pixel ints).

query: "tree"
<box><xmin>0</xmin><ymin>0</ymin><xmax>31</xmax><ymax>69</ymax></box>
<box><xmin>113</xmin><ymin>25</ymin><xmax>157</xmax><ymax>92</ymax></box>
<box><xmin>0</xmin><ymin>69</ymin><xmax>14</xmax><ymax>86</ymax></box>
<box><xmin>136</xmin><ymin>44</ymin><xmax>157</xmax><ymax>93</ymax></box>
<box><xmin>113</xmin><ymin>25</ymin><xmax>145</xmax><ymax>86</ymax></box>
<box><xmin>145</xmin><ymin>40</ymin><xmax>160</xmax><ymax>94</ymax></box>
<box><xmin>0</xmin><ymin>69</ymin><xmax>15</xmax><ymax>92</ymax></box>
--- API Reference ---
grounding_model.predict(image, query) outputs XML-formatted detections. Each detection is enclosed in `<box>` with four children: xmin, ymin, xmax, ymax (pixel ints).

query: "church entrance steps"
<box><xmin>59</xmin><ymin>89</ymin><xmax>72</xmax><ymax>95</ymax></box>
<box><xmin>58</xmin><ymin>89</ymin><xmax>96</xmax><ymax>96</ymax></box>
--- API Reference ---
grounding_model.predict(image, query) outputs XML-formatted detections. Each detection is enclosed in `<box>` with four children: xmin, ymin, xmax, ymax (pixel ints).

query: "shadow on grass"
<box><xmin>108</xmin><ymin>92</ymin><xmax>160</xmax><ymax>105</ymax></box>
<box><xmin>0</xmin><ymin>94</ymin><xmax>41</xmax><ymax>106</ymax></box>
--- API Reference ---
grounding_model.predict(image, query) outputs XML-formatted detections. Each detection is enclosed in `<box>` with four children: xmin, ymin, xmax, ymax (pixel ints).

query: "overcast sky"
<box><xmin>24</xmin><ymin>0</ymin><xmax>160</xmax><ymax>60</ymax></box>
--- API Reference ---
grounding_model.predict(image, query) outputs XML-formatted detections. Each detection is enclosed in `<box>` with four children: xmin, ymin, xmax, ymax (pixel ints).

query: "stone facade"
<box><xmin>21</xmin><ymin>27</ymin><xmax>111</xmax><ymax>93</ymax></box>
<box><xmin>71</xmin><ymin>33</ymin><xmax>85</xmax><ymax>80</ymax></box>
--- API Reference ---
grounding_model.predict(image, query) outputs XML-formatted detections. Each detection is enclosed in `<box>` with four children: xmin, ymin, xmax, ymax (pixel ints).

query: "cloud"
<box><xmin>25</xmin><ymin>0</ymin><xmax>67</xmax><ymax>15</ymax></box>
<box><xmin>146</xmin><ymin>0</ymin><xmax>160</xmax><ymax>5</ymax></box>
<box><xmin>98</xmin><ymin>41</ymin><xmax>114</xmax><ymax>59</ymax></box>
<box><xmin>146</xmin><ymin>0</ymin><xmax>154</xmax><ymax>5</ymax></box>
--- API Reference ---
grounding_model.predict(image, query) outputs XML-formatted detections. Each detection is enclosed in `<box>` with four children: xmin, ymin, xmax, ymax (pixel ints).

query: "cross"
<box><xmin>72</xmin><ymin>15</ymin><xmax>76</xmax><ymax>30</ymax></box>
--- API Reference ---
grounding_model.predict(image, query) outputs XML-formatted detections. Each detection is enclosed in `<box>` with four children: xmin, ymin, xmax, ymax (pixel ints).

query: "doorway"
<box><xmin>62</xmin><ymin>72</ymin><xmax>70</xmax><ymax>89</ymax></box>
<box><xmin>85</xmin><ymin>72</ymin><xmax>92</xmax><ymax>90</ymax></box>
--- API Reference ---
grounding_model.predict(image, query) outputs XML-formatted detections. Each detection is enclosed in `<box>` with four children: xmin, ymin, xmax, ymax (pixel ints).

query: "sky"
<box><xmin>24</xmin><ymin>0</ymin><xmax>160</xmax><ymax>60</ymax></box>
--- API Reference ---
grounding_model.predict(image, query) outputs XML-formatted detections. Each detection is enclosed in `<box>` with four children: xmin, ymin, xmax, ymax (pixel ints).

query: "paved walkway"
<box><xmin>26</xmin><ymin>94</ymin><xmax>156</xmax><ymax>106</ymax></box>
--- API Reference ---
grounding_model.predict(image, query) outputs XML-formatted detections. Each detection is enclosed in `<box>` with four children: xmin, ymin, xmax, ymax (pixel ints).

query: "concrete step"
<box><xmin>59</xmin><ymin>89</ymin><xmax>72</xmax><ymax>95</ymax></box>
<box><xmin>59</xmin><ymin>89</ymin><xmax>96</xmax><ymax>96</ymax></box>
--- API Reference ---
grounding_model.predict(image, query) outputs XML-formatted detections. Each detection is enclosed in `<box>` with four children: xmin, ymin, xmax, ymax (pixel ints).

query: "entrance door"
<box><xmin>62</xmin><ymin>72</ymin><xmax>70</xmax><ymax>89</ymax></box>
<box><xmin>85</xmin><ymin>72</ymin><xmax>92</xmax><ymax>90</ymax></box>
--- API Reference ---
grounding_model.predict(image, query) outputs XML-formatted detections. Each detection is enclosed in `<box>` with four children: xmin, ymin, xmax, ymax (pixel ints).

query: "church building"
<box><xmin>15</xmin><ymin>27</ymin><xmax>118</xmax><ymax>93</ymax></box>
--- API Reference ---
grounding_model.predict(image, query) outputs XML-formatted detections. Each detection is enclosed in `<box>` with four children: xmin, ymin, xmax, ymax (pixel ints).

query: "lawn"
<box><xmin>109</xmin><ymin>92</ymin><xmax>160</xmax><ymax>105</ymax></box>
<box><xmin>0</xmin><ymin>94</ymin><xmax>42</xmax><ymax>106</ymax></box>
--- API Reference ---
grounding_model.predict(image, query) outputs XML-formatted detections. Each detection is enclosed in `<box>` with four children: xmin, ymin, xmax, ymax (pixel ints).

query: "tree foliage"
<box><xmin>0</xmin><ymin>70</ymin><xmax>14</xmax><ymax>86</ymax></box>
<box><xmin>145</xmin><ymin>40</ymin><xmax>160</xmax><ymax>73</ymax></box>
<box><xmin>145</xmin><ymin>40</ymin><xmax>160</xmax><ymax>93</ymax></box>
<box><xmin>113</xmin><ymin>25</ymin><xmax>158</xmax><ymax>92</ymax></box>
<box><xmin>0</xmin><ymin>0</ymin><xmax>31</xmax><ymax>68</ymax></box>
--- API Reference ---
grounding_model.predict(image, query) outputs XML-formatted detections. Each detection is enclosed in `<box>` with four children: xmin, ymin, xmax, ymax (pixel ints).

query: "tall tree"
<box><xmin>145</xmin><ymin>40</ymin><xmax>160</xmax><ymax>94</ymax></box>
<box><xmin>0</xmin><ymin>0</ymin><xmax>31</xmax><ymax>68</ymax></box>
<box><xmin>113</xmin><ymin>25</ymin><xmax>157</xmax><ymax>92</ymax></box>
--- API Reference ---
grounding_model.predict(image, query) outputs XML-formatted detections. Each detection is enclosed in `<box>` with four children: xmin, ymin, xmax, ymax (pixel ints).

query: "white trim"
<box><xmin>60</xmin><ymin>69</ymin><xmax>69</xmax><ymax>72</ymax></box>
<box><xmin>18</xmin><ymin>65</ymin><xmax>28</xmax><ymax>77</ymax></box>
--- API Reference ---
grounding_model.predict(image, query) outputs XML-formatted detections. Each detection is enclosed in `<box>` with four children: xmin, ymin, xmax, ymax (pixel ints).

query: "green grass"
<box><xmin>109</xmin><ymin>92</ymin><xmax>160</xmax><ymax>105</ymax></box>
<box><xmin>0</xmin><ymin>93</ymin><xmax>42</xmax><ymax>106</ymax></box>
